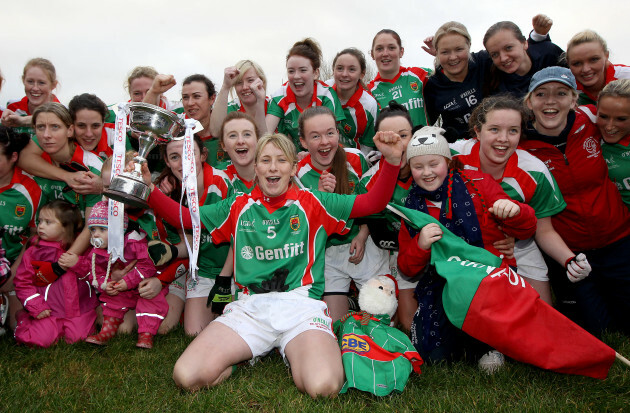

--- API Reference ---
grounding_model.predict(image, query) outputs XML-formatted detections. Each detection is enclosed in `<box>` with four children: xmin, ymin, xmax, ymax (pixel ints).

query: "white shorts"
<box><xmin>324</xmin><ymin>237</ymin><xmax>390</xmax><ymax>294</ymax></box>
<box><xmin>215</xmin><ymin>286</ymin><xmax>335</xmax><ymax>358</ymax></box>
<box><xmin>168</xmin><ymin>271</ymin><xmax>187</xmax><ymax>302</ymax></box>
<box><xmin>186</xmin><ymin>274</ymin><xmax>236</xmax><ymax>299</ymax></box>
<box><xmin>390</xmin><ymin>250</ymin><xmax>418</xmax><ymax>290</ymax></box>
<box><xmin>514</xmin><ymin>238</ymin><xmax>548</xmax><ymax>282</ymax></box>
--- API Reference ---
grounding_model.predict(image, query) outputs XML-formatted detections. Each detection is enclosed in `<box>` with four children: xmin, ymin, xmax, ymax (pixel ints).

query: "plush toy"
<box><xmin>334</xmin><ymin>275</ymin><xmax>423</xmax><ymax>396</ymax></box>
<box><xmin>358</xmin><ymin>275</ymin><xmax>398</xmax><ymax>319</ymax></box>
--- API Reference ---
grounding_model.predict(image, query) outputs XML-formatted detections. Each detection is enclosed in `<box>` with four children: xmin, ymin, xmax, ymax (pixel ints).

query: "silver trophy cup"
<box><xmin>104</xmin><ymin>102</ymin><xmax>185</xmax><ymax>208</ymax></box>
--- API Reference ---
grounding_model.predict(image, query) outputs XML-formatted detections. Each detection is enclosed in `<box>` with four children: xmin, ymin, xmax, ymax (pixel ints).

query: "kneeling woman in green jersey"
<box><xmin>138</xmin><ymin>129</ymin><xmax>403</xmax><ymax>397</ymax></box>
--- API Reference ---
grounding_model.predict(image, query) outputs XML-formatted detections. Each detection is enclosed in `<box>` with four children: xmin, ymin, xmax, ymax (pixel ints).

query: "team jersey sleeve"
<box><xmin>200</xmin><ymin>195</ymin><xmax>238</xmax><ymax>244</ymax></box>
<box><xmin>266</xmin><ymin>87</ymin><xmax>286</xmax><ymax>118</ymax></box>
<box><xmin>322</xmin><ymin>87</ymin><xmax>346</xmax><ymax>122</ymax></box>
<box><xmin>312</xmin><ymin>191</ymin><xmax>356</xmax><ymax>236</ymax></box>
<box><xmin>526</xmin><ymin>171</ymin><xmax>566</xmax><ymax>218</ymax></box>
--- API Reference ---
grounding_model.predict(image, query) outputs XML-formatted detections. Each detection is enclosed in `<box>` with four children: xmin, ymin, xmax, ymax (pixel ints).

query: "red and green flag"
<box><xmin>389</xmin><ymin>204</ymin><xmax>617</xmax><ymax>379</ymax></box>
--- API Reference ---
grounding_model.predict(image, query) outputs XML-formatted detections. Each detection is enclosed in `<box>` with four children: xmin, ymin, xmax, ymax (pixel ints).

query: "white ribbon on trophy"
<box><xmin>108</xmin><ymin>103</ymin><xmax>128</xmax><ymax>263</ymax></box>
<box><xmin>180</xmin><ymin>119</ymin><xmax>201</xmax><ymax>280</ymax></box>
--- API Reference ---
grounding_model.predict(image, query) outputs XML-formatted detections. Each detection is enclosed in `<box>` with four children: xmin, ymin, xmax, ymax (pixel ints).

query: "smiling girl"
<box><xmin>18</xmin><ymin>93</ymin><xmax>111</xmax><ymax>197</ymax></box>
<box><xmin>398</xmin><ymin>126</ymin><xmax>536</xmax><ymax>370</ymax></box>
<box><xmin>219</xmin><ymin>112</ymin><xmax>259</xmax><ymax>193</ymax></box>
<box><xmin>210</xmin><ymin>60</ymin><xmax>268</xmax><ymax>140</ymax></box>
<box><xmin>452</xmin><ymin>95</ymin><xmax>577</xmax><ymax>304</ymax></box>
<box><xmin>566</xmin><ymin>30</ymin><xmax>630</xmax><ymax>106</ymax></box>
<box><xmin>295</xmin><ymin>107</ymin><xmax>388</xmax><ymax>321</ymax></box>
<box><xmin>369</xmin><ymin>30</ymin><xmax>432</xmax><ymax>128</ymax></box>
<box><xmin>329</xmin><ymin>48</ymin><xmax>379</xmax><ymax>154</ymax></box>
<box><xmin>140</xmin><ymin>125</ymin><xmax>403</xmax><ymax>395</ymax></box>
<box><xmin>145</xmin><ymin>73</ymin><xmax>228</xmax><ymax>167</ymax></box>
<box><xmin>266</xmin><ymin>38</ymin><xmax>345</xmax><ymax>150</ymax></box>
<box><xmin>594</xmin><ymin>79</ymin><xmax>630</xmax><ymax>208</ymax></box>
<box><xmin>521</xmin><ymin>67</ymin><xmax>630</xmax><ymax>335</ymax></box>
<box><xmin>2</xmin><ymin>58</ymin><xmax>60</xmax><ymax>137</ymax></box>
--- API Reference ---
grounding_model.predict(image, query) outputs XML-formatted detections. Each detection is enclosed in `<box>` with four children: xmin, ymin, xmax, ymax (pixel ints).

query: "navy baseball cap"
<box><xmin>528</xmin><ymin>66</ymin><xmax>577</xmax><ymax>93</ymax></box>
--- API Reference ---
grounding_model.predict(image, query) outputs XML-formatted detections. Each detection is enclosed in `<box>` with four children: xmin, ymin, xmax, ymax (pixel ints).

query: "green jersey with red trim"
<box><xmin>226</xmin><ymin>96</ymin><xmax>270</xmax><ymax>114</ymax></box>
<box><xmin>199</xmin><ymin>134</ymin><xmax>230</xmax><ymax>168</ymax></box>
<box><xmin>330</xmin><ymin>84</ymin><xmax>378</xmax><ymax>150</ymax></box>
<box><xmin>32</xmin><ymin>140</ymin><xmax>103</xmax><ymax>212</ymax></box>
<box><xmin>222</xmin><ymin>164</ymin><xmax>255</xmax><ymax>194</ymax></box>
<box><xmin>296</xmin><ymin>148</ymin><xmax>369</xmax><ymax>246</ymax></box>
<box><xmin>202</xmin><ymin>185</ymin><xmax>355</xmax><ymax>299</ymax></box>
<box><xmin>267</xmin><ymin>81</ymin><xmax>345</xmax><ymax>149</ymax></box>
<box><xmin>368</xmin><ymin>67</ymin><xmax>432</xmax><ymax>128</ymax></box>
<box><xmin>451</xmin><ymin>139</ymin><xmax>566</xmax><ymax>218</ymax></box>
<box><xmin>128</xmin><ymin>209</ymin><xmax>163</xmax><ymax>242</ymax></box>
<box><xmin>0</xmin><ymin>168</ymin><xmax>43</xmax><ymax>262</ymax></box>
<box><xmin>602</xmin><ymin>135</ymin><xmax>630</xmax><ymax>210</ymax></box>
<box><xmin>198</xmin><ymin>165</ymin><xmax>233</xmax><ymax>278</ymax></box>
<box><xmin>335</xmin><ymin>312</ymin><xmax>422</xmax><ymax>396</ymax></box>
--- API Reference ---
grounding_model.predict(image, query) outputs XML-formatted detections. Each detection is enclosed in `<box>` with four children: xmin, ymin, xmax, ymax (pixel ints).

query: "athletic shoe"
<box><xmin>478</xmin><ymin>350</ymin><xmax>505</xmax><ymax>374</ymax></box>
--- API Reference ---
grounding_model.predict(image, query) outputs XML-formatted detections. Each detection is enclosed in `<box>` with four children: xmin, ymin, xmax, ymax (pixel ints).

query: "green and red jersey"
<box><xmin>296</xmin><ymin>148</ymin><xmax>369</xmax><ymax>246</ymax></box>
<box><xmin>267</xmin><ymin>80</ymin><xmax>345</xmax><ymax>149</ymax></box>
<box><xmin>0</xmin><ymin>168</ymin><xmax>43</xmax><ymax>262</ymax></box>
<box><xmin>451</xmin><ymin>139</ymin><xmax>566</xmax><ymax>218</ymax></box>
<box><xmin>201</xmin><ymin>185</ymin><xmax>355</xmax><ymax>299</ymax></box>
<box><xmin>331</xmin><ymin>84</ymin><xmax>378</xmax><ymax>150</ymax></box>
<box><xmin>35</xmin><ymin>142</ymin><xmax>103</xmax><ymax>212</ymax></box>
<box><xmin>222</xmin><ymin>164</ymin><xmax>255</xmax><ymax>194</ymax></box>
<box><xmin>226</xmin><ymin>96</ymin><xmax>270</xmax><ymax>115</ymax></box>
<box><xmin>602</xmin><ymin>134</ymin><xmax>630</xmax><ymax>209</ymax></box>
<box><xmin>368</xmin><ymin>66</ymin><xmax>432</xmax><ymax>128</ymax></box>
<box><xmin>335</xmin><ymin>312</ymin><xmax>422</xmax><ymax>396</ymax></box>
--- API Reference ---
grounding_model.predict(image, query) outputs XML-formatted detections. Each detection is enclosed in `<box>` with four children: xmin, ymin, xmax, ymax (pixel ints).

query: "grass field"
<box><xmin>1</xmin><ymin>328</ymin><xmax>629</xmax><ymax>412</ymax></box>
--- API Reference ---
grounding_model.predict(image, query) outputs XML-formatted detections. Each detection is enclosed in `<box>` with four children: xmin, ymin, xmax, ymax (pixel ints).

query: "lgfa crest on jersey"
<box><xmin>410</xmin><ymin>81</ymin><xmax>419</xmax><ymax>92</ymax></box>
<box><xmin>290</xmin><ymin>215</ymin><xmax>300</xmax><ymax>231</ymax></box>
<box><xmin>15</xmin><ymin>205</ymin><xmax>26</xmax><ymax>217</ymax></box>
<box><xmin>343</xmin><ymin>123</ymin><xmax>352</xmax><ymax>134</ymax></box>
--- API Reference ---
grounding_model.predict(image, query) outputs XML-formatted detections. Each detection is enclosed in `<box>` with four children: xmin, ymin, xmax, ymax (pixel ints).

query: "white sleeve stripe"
<box><xmin>136</xmin><ymin>313</ymin><xmax>165</xmax><ymax>320</ymax></box>
<box><xmin>23</xmin><ymin>293</ymin><xmax>40</xmax><ymax>305</ymax></box>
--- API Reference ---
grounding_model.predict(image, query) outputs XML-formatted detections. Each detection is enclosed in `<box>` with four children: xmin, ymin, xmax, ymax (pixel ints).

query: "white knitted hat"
<box><xmin>406</xmin><ymin>126</ymin><xmax>451</xmax><ymax>162</ymax></box>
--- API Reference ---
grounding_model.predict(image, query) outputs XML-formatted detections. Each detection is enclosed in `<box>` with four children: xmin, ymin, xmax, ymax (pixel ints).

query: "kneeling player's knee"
<box><xmin>302</xmin><ymin>369</ymin><xmax>344</xmax><ymax>398</ymax></box>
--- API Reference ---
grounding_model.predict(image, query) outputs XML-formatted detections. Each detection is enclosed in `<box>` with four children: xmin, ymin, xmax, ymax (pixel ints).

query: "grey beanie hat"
<box><xmin>407</xmin><ymin>126</ymin><xmax>452</xmax><ymax>162</ymax></box>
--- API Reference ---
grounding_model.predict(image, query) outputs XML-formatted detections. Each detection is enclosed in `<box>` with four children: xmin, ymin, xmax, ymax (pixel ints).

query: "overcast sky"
<box><xmin>1</xmin><ymin>0</ymin><xmax>628</xmax><ymax>108</ymax></box>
